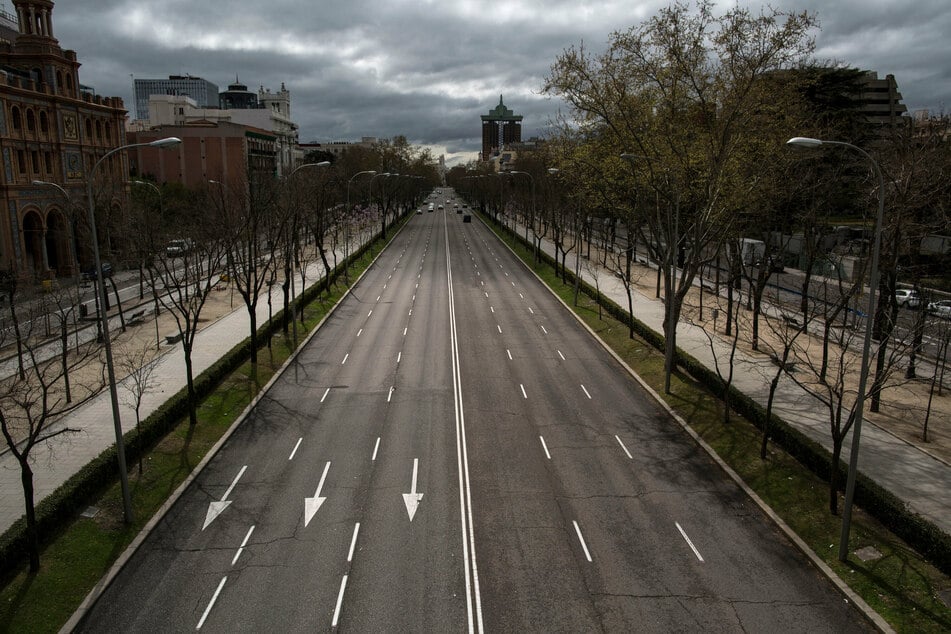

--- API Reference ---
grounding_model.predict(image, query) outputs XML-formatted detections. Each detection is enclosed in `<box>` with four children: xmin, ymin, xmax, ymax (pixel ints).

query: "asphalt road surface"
<box><xmin>75</xmin><ymin>195</ymin><xmax>871</xmax><ymax>632</ymax></box>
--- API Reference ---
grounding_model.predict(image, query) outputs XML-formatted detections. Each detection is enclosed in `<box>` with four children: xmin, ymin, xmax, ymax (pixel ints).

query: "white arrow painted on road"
<box><xmin>304</xmin><ymin>461</ymin><xmax>332</xmax><ymax>527</ymax></box>
<box><xmin>203</xmin><ymin>465</ymin><xmax>247</xmax><ymax>531</ymax></box>
<box><xmin>402</xmin><ymin>458</ymin><xmax>424</xmax><ymax>521</ymax></box>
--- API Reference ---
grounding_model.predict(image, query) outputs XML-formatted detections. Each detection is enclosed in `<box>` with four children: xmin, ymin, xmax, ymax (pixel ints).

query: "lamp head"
<box><xmin>786</xmin><ymin>137</ymin><xmax>823</xmax><ymax>149</ymax></box>
<box><xmin>150</xmin><ymin>137</ymin><xmax>182</xmax><ymax>149</ymax></box>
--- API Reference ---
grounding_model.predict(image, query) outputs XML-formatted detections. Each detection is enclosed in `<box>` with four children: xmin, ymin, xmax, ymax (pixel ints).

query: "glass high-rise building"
<box><xmin>133</xmin><ymin>75</ymin><xmax>219</xmax><ymax>120</ymax></box>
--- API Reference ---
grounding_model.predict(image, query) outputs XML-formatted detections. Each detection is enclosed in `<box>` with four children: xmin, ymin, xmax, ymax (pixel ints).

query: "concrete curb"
<box><xmin>483</xmin><ymin>215</ymin><xmax>894</xmax><ymax>633</ymax></box>
<box><xmin>59</xmin><ymin>226</ymin><xmax>405</xmax><ymax>633</ymax></box>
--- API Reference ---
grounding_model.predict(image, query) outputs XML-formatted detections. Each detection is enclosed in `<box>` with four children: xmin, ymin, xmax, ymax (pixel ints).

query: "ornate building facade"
<box><xmin>0</xmin><ymin>0</ymin><xmax>128</xmax><ymax>279</ymax></box>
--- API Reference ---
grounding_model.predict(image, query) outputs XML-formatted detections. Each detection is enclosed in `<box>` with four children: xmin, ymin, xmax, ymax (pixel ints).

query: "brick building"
<box><xmin>0</xmin><ymin>0</ymin><xmax>129</xmax><ymax>278</ymax></box>
<box><xmin>127</xmin><ymin>121</ymin><xmax>278</xmax><ymax>190</ymax></box>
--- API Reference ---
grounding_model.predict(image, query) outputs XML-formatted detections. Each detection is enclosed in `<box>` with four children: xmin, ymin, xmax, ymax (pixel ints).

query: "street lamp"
<box><xmin>786</xmin><ymin>136</ymin><xmax>885</xmax><ymax>563</ymax></box>
<box><xmin>284</xmin><ymin>162</ymin><xmax>331</xmax><ymax>345</ymax></box>
<box><xmin>370</xmin><ymin>172</ymin><xmax>393</xmax><ymax>238</ymax></box>
<box><xmin>32</xmin><ymin>180</ymin><xmax>82</xmax><ymax>287</ymax></box>
<box><xmin>345</xmin><ymin>170</ymin><xmax>376</xmax><ymax>277</ymax></box>
<box><xmin>621</xmin><ymin>152</ymin><xmax>680</xmax><ymax>394</ymax></box>
<box><xmin>90</xmin><ymin>135</ymin><xmax>180</xmax><ymax>522</ymax></box>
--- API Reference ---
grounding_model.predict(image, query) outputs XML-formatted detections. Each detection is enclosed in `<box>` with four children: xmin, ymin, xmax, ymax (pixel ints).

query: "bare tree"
<box><xmin>117</xmin><ymin>341</ymin><xmax>160</xmax><ymax>474</ymax></box>
<box><xmin>147</xmin><ymin>217</ymin><xmax>229</xmax><ymax>427</ymax></box>
<box><xmin>0</xmin><ymin>289</ymin><xmax>105</xmax><ymax>572</ymax></box>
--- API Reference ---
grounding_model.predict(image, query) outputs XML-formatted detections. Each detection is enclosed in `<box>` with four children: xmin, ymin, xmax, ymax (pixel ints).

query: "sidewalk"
<box><xmin>511</xmin><ymin>218</ymin><xmax>950</xmax><ymax>536</ymax></box>
<box><xmin>0</xmin><ymin>241</ymin><xmax>362</xmax><ymax>535</ymax></box>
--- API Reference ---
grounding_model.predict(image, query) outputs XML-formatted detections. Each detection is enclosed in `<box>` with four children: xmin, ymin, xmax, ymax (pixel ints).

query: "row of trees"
<box><xmin>1</xmin><ymin>136</ymin><xmax>439</xmax><ymax>571</ymax></box>
<box><xmin>452</xmin><ymin>1</ymin><xmax>951</xmax><ymax>516</ymax></box>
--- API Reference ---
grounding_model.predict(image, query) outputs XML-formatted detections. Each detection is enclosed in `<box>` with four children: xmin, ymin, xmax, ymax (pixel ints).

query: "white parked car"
<box><xmin>165</xmin><ymin>239</ymin><xmax>194</xmax><ymax>258</ymax></box>
<box><xmin>894</xmin><ymin>288</ymin><xmax>921</xmax><ymax>309</ymax></box>
<box><xmin>927</xmin><ymin>299</ymin><xmax>951</xmax><ymax>318</ymax></box>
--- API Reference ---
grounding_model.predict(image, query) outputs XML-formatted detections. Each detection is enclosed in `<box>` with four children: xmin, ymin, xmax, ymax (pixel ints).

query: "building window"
<box><xmin>65</xmin><ymin>74</ymin><xmax>73</xmax><ymax>96</ymax></box>
<box><xmin>84</xmin><ymin>118</ymin><xmax>92</xmax><ymax>140</ymax></box>
<box><xmin>39</xmin><ymin>111</ymin><xmax>49</xmax><ymax>134</ymax></box>
<box><xmin>11</xmin><ymin>106</ymin><xmax>21</xmax><ymax>131</ymax></box>
<box><xmin>26</xmin><ymin>109</ymin><xmax>36</xmax><ymax>133</ymax></box>
<box><xmin>95</xmin><ymin>120</ymin><xmax>102</xmax><ymax>141</ymax></box>
<box><xmin>44</xmin><ymin>151</ymin><xmax>52</xmax><ymax>174</ymax></box>
<box><xmin>16</xmin><ymin>150</ymin><xmax>26</xmax><ymax>175</ymax></box>
<box><xmin>31</xmin><ymin>151</ymin><xmax>39</xmax><ymax>174</ymax></box>
<box><xmin>104</xmin><ymin>122</ymin><xmax>112</xmax><ymax>144</ymax></box>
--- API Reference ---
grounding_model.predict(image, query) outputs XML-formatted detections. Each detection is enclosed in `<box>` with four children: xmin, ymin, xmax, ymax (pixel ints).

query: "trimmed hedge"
<box><xmin>483</xmin><ymin>210</ymin><xmax>951</xmax><ymax>576</ymax></box>
<box><xmin>0</xmin><ymin>216</ymin><xmax>408</xmax><ymax>582</ymax></box>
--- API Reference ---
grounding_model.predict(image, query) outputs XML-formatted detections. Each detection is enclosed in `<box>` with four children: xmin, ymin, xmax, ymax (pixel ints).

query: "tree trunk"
<box><xmin>829</xmin><ymin>441</ymin><xmax>842</xmax><ymax>515</ymax></box>
<box><xmin>108</xmin><ymin>276</ymin><xmax>126</xmax><ymax>332</ymax></box>
<box><xmin>61</xmin><ymin>317</ymin><xmax>71</xmax><ymax>403</ymax></box>
<box><xmin>20</xmin><ymin>459</ymin><xmax>39</xmax><ymax>572</ymax></box>
<box><xmin>183</xmin><ymin>342</ymin><xmax>198</xmax><ymax>427</ymax></box>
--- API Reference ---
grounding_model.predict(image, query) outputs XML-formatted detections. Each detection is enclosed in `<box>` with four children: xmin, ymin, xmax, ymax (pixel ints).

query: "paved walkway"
<box><xmin>1</xmin><ymin>215</ymin><xmax>948</xmax><ymax>543</ymax></box>
<box><xmin>508</xmin><ymin>218</ymin><xmax>950</xmax><ymax>536</ymax></box>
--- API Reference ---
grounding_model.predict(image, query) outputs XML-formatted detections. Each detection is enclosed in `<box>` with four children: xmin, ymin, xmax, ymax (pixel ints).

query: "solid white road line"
<box><xmin>232</xmin><ymin>526</ymin><xmax>255</xmax><ymax>565</ymax></box>
<box><xmin>615</xmin><ymin>435</ymin><xmax>633</xmax><ymax>460</ymax></box>
<box><xmin>196</xmin><ymin>576</ymin><xmax>227</xmax><ymax>629</ymax></box>
<box><xmin>520</xmin><ymin>384</ymin><xmax>527</xmax><ymax>399</ymax></box>
<box><xmin>573</xmin><ymin>521</ymin><xmax>593</xmax><ymax>562</ymax></box>
<box><xmin>347</xmin><ymin>523</ymin><xmax>361</xmax><ymax>562</ymax></box>
<box><xmin>539</xmin><ymin>436</ymin><xmax>551</xmax><ymax>460</ymax></box>
<box><xmin>676</xmin><ymin>522</ymin><xmax>705</xmax><ymax>562</ymax></box>
<box><xmin>288</xmin><ymin>438</ymin><xmax>302</xmax><ymax>460</ymax></box>
<box><xmin>446</xmin><ymin>215</ymin><xmax>484</xmax><ymax>633</ymax></box>
<box><xmin>331</xmin><ymin>575</ymin><xmax>348</xmax><ymax>628</ymax></box>
<box><xmin>580</xmin><ymin>385</ymin><xmax>592</xmax><ymax>399</ymax></box>
<box><xmin>372</xmin><ymin>437</ymin><xmax>381</xmax><ymax>461</ymax></box>
<box><xmin>321</xmin><ymin>387</ymin><xmax>331</xmax><ymax>403</ymax></box>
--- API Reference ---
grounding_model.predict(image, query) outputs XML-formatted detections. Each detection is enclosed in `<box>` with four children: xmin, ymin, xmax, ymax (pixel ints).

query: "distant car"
<box><xmin>81</xmin><ymin>261</ymin><xmax>113</xmax><ymax>281</ymax></box>
<box><xmin>463</xmin><ymin>215</ymin><xmax>472</xmax><ymax>223</ymax></box>
<box><xmin>895</xmin><ymin>288</ymin><xmax>921</xmax><ymax>309</ymax></box>
<box><xmin>416</xmin><ymin>208</ymin><xmax>423</xmax><ymax>214</ymax></box>
<box><xmin>437</xmin><ymin>204</ymin><xmax>444</xmax><ymax>210</ymax></box>
<box><xmin>165</xmin><ymin>239</ymin><xmax>194</xmax><ymax>258</ymax></box>
<box><xmin>927</xmin><ymin>299</ymin><xmax>951</xmax><ymax>318</ymax></box>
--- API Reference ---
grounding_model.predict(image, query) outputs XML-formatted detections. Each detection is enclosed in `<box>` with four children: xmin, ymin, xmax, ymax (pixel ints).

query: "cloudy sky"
<box><xmin>29</xmin><ymin>0</ymin><xmax>951</xmax><ymax>164</ymax></box>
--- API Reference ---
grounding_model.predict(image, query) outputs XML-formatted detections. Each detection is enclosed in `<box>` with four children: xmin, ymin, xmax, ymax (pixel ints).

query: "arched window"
<box><xmin>104</xmin><ymin>121</ymin><xmax>112</xmax><ymax>143</ymax></box>
<box><xmin>65</xmin><ymin>74</ymin><xmax>73</xmax><ymax>96</ymax></box>
<box><xmin>95</xmin><ymin>120</ymin><xmax>102</xmax><ymax>141</ymax></box>
<box><xmin>26</xmin><ymin>109</ymin><xmax>36</xmax><ymax>133</ymax></box>
<box><xmin>11</xmin><ymin>106</ymin><xmax>21</xmax><ymax>131</ymax></box>
<box><xmin>39</xmin><ymin>111</ymin><xmax>49</xmax><ymax>134</ymax></box>
<box><xmin>84</xmin><ymin>118</ymin><xmax>92</xmax><ymax>140</ymax></box>
<box><xmin>56</xmin><ymin>70</ymin><xmax>63</xmax><ymax>94</ymax></box>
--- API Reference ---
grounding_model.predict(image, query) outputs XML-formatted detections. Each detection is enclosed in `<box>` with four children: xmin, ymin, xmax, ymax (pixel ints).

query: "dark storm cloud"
<box><xmin>38</xmin><ymin>0</ymin><xmax>951</xmax><ymax>162</ymax></box>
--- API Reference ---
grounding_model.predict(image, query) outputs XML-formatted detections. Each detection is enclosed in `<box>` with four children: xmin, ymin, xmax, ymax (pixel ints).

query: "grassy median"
<box><xmin>487</xmin><ymin>219</ymin><xmax>951</xmax><ymax>632</ymax></box>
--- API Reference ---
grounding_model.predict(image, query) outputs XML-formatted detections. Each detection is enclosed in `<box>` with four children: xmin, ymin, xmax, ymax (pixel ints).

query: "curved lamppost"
<box><xmin>345</xmin><ymin>170</ymin><xmax>376</xmax><ymax>280</ymax></box>
<box><xmin>786</xmin><ymin>136</ymin><xmax>885</xmax><ymax>563</ymax></box>
<box><xmin>284</xmin><ymin>162</ymin><xmax>331</xmax><ymax>344</ymax></box>
<box><xmin>92</xmin><ymin>136</ymin><xmax>182</xmax><ymax>521</ymax></box>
